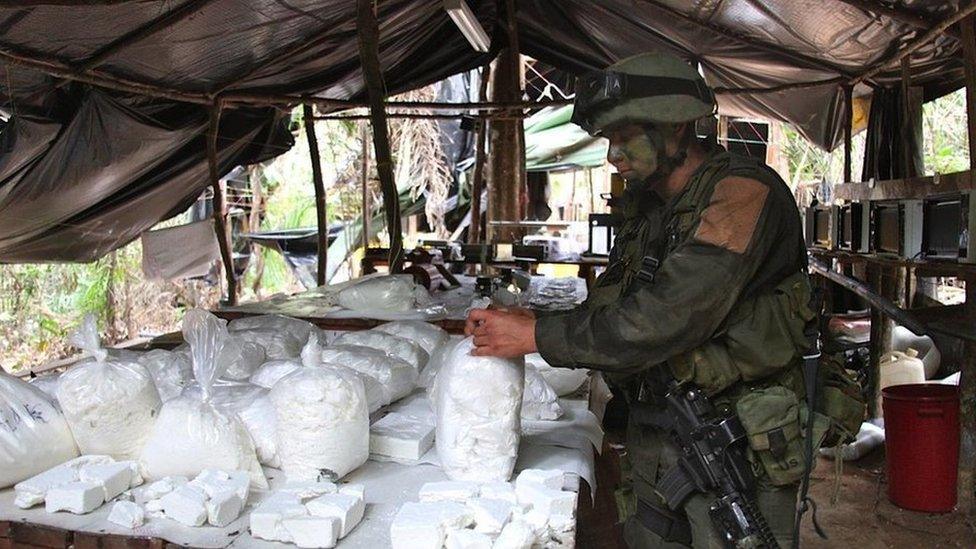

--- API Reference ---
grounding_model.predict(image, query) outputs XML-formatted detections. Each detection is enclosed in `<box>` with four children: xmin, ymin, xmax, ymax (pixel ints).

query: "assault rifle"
<box><xmin>634</xmin><ymin>381</ymin><xmax>780</xmax><ymax>549</ymax></box>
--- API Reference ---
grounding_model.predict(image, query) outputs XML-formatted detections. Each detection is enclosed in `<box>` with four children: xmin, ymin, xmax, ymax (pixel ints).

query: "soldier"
<box><xmin>466</xmin><ymin>52</ymin><xmax>819</xmax><ymax>548</ymax></box>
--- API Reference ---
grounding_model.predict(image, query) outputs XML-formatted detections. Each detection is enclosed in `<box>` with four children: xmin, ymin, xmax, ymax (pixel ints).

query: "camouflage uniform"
<box><xmin>535</xmin><ymin>143</ymin><xmax>818</xmax><ymax>548</ymax></box>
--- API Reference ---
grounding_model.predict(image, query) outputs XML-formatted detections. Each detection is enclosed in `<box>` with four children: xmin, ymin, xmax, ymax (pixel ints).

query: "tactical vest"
<box><xmin>591</xmin><ymin>150</ymin><xmax>834</xmax><ymax>486</ymax></box>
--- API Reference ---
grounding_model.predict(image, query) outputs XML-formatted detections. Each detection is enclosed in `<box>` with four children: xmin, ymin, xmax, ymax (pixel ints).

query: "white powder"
<box><xmin>138</xmin><ymin>310</ymin><xmax>267</xmax><ymax>489</ymax></box>
<box><xmin>271</xmin><ymin>367</ymin><xmax>369</xmax><ymax>482</ymax></box>
<box><xmin>432</xmin><ymin>338</ymin><xmax>523</xmax><ymax>482</ymax></box>
<box><xmin>0</xmin><ymin>373</ymin><xmax>79</xmax><ymax>489</ymax></box>
<box><xmin>374</xmin><ymin>321</ymin><xmax>449</xmax><ymax>355</ymax></box>
<box><xmin>320</xmin><ymin>344</ymin><xmax>417</xmax><ymax>404</ymax></box>
<box><xmin>525</xmin><ymin>353</ymin><xmax>588</xmax><ymax>397</ymax></box>
<box><xmin>337</xmin><ymin>275</ymin><xmax>431</xmax><ymax>313</ymax></box>
<box><xmin>238</xmin><ymin>392</ymin><xmax>280</xmax><ymax>467</ymax></box>
<box><xmin>57</xmin><ymin>315</ymin><xmax>161</xmax><ymax>460</ymax></box>
<box><xmin>333</xmin><ymin>330</ymin><xmax>429</xmax><ymax>371</ymax></box>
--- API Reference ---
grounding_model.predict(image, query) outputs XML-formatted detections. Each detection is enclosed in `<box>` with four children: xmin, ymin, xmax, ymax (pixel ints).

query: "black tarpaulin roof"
<box><xmin>0</xmin><ymin>0</ymin><xmax>968</xmax><ymax>262</ymax></box>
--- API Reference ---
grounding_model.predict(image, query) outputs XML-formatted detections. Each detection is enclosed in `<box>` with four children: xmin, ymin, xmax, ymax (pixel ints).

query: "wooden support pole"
<box><xmin>361</xmin><ymin>122</ymin><xmax>371</xmax><ymax>254</ymax></box>
<box><xmin>303</xmin><ymin>103</ymin><xmax>328</xmax><ymax>287</ymax></box>
<box><xmin>961</xmin><ymin>13</ymin><xmax>976</xmax><ymax>515</ymax></box>
<box><xmin>900</xmin><ymin>57</ymin><xmax>914</xmax><ymax>178</ymax></box>
<box><xmin>963</xmin><ymin>14</ymin><xmax>976</xmax><ymax>166</ymax></box>
<box><xmin>867</xmin><ymin>263</ymin><xmax>905</xmax><ymax>417</ymax></box>
<box><xmin>356</xmin><ymin>0</ymin><xmax>404</xmax><ymax>273</ymax></box>
<box><xmin>469</xmin><ymin>63</ymin><xmax>491</xmax><ymax>246</ymax></box>
<box><xmin>843</xmin><ymin>84</ymin><xmax>854</xmax><ymax>184</ymax></box>
<box><xmin>206</xmin><ymin>102</ymin><xmax>238</xmax><ymax>305</ymax></box>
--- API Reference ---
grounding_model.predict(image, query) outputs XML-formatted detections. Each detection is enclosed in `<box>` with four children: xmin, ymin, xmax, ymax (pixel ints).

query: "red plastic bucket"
<box><xmin>882</xmin><ymin>383</ymin><xmax>960</xmax><ymax>513</ymax></box>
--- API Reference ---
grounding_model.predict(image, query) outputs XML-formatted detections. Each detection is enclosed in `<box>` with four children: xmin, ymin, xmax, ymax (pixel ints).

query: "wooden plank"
<box><xmin>833</xmin><ymin>170</ymin><xmax>974</xmax><ymax>201</ymax></box>
<box><xmin>207</xmin><ymin>102</ymin><xmax>238</xmax><ymax>305</ymax></box>
<box><xmin>8</xmin><ymin>523</ymin><xmax>71</xmax><ymax>548</ymax></box>
<box><xmin>303</xmin><ymin>103</ymin><xmax>328</xmax><ymax>286</ymax></box>
<box><xmin>468</xmin><ymin>62</ymin><xmax>491</xmax><ymax>247</ymax></box>
<box><xmin>356</xmin><ymin>0</ymin><xmax>404</xmax><ymax>273</ymax></box>
<box><xmin>360</xmin><ymin>121</ymin><xmax>370</xmax><ymax>255</ymax></box>
<box><xmin>73</xmin><ymin>533</ymin><xmax>164</xmax><ymax>549</ymax></box>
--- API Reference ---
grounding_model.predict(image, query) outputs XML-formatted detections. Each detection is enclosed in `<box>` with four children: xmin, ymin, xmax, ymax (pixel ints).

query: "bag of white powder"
<box><xmin>140</xmin><ymin>309</ymin><xmax>267</xmax><ymax>489</ymax></box>
<box><xmin>333</xmin><ymin>329</ymin><xmax>429</xmax><ymax>371</ymax></box>
<box><xmin>432</xmin><ymin>337</ymin><xmax>523</xmax><ymax>482</ymax></box>
<box><xmin>374</xmin><ymin>320</ymin><xmax>449</xmax><ymax>355</ymax></box>
<box><xmin>57</xmin><ymin>315</ymin><xmax>161</xmax><ymax>460</ymax></box>
<box><xmin>320</xmin><ymin>344</ymin><xmax>417</xmax><ymax>405</ymax></box>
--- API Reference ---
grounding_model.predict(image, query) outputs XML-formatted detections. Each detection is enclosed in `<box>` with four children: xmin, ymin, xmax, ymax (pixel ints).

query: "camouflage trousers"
<box><xmin>618</xmin><ymin>420</ymin><xmax>798</xmax><ymax>549</ymax></box>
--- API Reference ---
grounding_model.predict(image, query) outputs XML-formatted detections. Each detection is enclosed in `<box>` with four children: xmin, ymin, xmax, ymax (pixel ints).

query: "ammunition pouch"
<box><xmin>635</xmin><ymin>498</ymin><xmax>692</xmax><ymax>545</ymax></box>
<box><xmin>735</xmin><ymin>386</ymin><xmax>829</xmax><ymax>486</ymax></box>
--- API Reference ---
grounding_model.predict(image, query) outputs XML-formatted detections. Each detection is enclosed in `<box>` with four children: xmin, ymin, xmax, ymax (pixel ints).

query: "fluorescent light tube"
<box><xmin>444</xmin><ymin>0</ymin><xmax>490</xmax><ymax>52</ymax></box>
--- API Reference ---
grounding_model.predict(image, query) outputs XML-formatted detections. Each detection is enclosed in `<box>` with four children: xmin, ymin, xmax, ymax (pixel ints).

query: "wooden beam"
<box><xmin>469</xmin><ymin>62</ymin><xmax>491</xmax><ymax>246</ymax></box>
<box><xmin>360</xmin><ymin>121</ymin><xmax>370</xmax><ymax>255</ymax></box>
<box><xmin>206</xmin><ymin>102</ymin><xmax>238</xmax><ymax>305</ymax></box>
<box><xmin>303</xmin><ymin>104</ymin><xmax>328</xmax><ymax>287</ymax></box>
<box><xmin>851</xmin><ymin>2</ymin><xmax>976</xmax><ymax>87</ymax></box>
<box><xmin>356</xmin><ymin>0</ymin><xmax>403</xmax><ymax>273</ymax></box>
<box><xmin>900</xmin><ymin>57</ymin><xmax>913</xmax><ymax>177</ymax></box>
<box><xmin>843</xmin><ymin>84</ymin><xmax>853</xmax><ymax>183</ymax></box>
<box><xmin>636</xmin><ymin>0</ymin><xmax>856</xmax><ymax>78</ymax></box>
<box><xmin>963</xmin><ymin>14</ymin><xmax>976</xmax><ymax>165</ymax></box>
<box><xmin>835</xmin><ymin>0</ymin><xmax>960</xmax><ymax>39</ymax></box>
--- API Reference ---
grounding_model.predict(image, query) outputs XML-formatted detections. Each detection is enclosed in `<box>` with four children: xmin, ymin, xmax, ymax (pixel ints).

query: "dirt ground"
<box><xmin>803</xmin><ymin>447</ymin><xmax>974</xmax><ymax>548</ymax></box>
<box><xmin>578</xmin><ymin>440</ymin><xmax>975</xmax><ymax>548</ymax></box>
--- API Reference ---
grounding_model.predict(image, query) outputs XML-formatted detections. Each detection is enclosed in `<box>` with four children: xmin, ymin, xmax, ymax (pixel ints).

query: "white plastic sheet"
<box><xmin>139</xmin><ymin>309</ymin><xmax>267</xmax><ymax>489</ymax></box>
<box><xmin>522</xmin><ymin>365</ymin><xmax>564</xmax><ymax>421</ymax></box>
<box><xmin>57</xmin><ymin>315</ymin><xmax>161</xmax><ymax>460</ymax></box>
<box><xmin>0</xmin><ymin>372</ymin><xmax>79</xmax><ymax>488</ymax></box>
<box><xmin>432</xmin><ymin>338</ymin><xmax>523</xmax><ymax>482</ymax></box>
<box><xmin>525</xmin><ymin>353</ymin><xmax>589</xmax><ymax>397</ymax></box>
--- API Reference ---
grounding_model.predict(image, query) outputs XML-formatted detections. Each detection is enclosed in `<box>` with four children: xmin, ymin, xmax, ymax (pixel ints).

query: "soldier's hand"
<box><xmin>465</xmin><ymin>308</ymin><xmax>538</xmax><ymax>358</ymax></box>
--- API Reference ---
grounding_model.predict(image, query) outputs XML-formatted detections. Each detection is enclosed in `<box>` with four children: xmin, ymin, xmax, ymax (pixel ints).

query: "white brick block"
<box><xmin>250</xmin><ymin>494</ymin><xmax>308</xmax><ymax>542</ymax></box>
<box><xmin>369</xmin><ymin>413</ymin><xmax>435</xmax><ymax>460</ymax></box>
<box><xmin>190</xmin><ymin>469</ymin><xmax>249</xmax><ymax>503</ymax></box>
<box><xmin>493</xmin><ymin>519</ymin><xmax>537</xmax><ymax>549</ymax></box>
<box><xmin>207</xmin><ymin>490</ymin><xmax>244</xmax><ymax>527</ymax></box>
<box><xmin>306</xmin><ymin>493</ymin><xmax>365</xmax><ymax>538</ymax></box>
<box><xmin>14</xmin><ymin>465</ymin><xmax>79</xmax><ymax>508</ymax></box>
<box><xmin>108</xmin><ymin>501</ymin><xmax>145</xmax><ymax>529</ymax></box>
<box><xmin>521</xmin><ymin>509</ymin><xmax>550</xmax><ymax>538</ymax></box>
<box><xmin>515</xmin><ymin>468</ymin><xmax>565</xmax><ymax>491</ymax></box>
<box><xmin>390</xmin><ymin>501</ymin><xmax>474</xmax><ymax>549</ymax></box>
<box><xmin>282</xmin><ymin>516</ymin><xmax>340</xmax><ymax>548</ymax></box>
<box><xmin>45</xmin><ymin>481</ymin><xmax>104</xmax><ymax>514</ymax></box>
<box><xmin>418</xmin><ymin>481</ymin><xmax>480</xmax><ymax>503</ymax></box>
<box><xmin>280</xmin><ymin>480</ymin><xmax>338</xmax><ymax>501</ymax></box>
<box><xmin>549</xmin><ymin>510</ymin><xmax>575</xmax><ymax>533</ymax></box>
<box><xmin>445</xmin><ymin>528</ymin><xmax>493</xmax><ymax>549</ymax></box>
<box><xmin>160</xmin><ymin>485</ymin><xmax>207</xmax><ymax>526</ymax></box>
<box><xmin>79</xmin><ymin>462</ymin><xmax>132</xmax><ymax>501</ymax></box>
<box><xmin>338</xmin><ymin>483</ymin><xmax>365</xmax><ymax>501</ymax></box>
<box><xmin>515</xmin><ymin>482</ymin><xmax>576</xmax><ymax>517</ymax></box>
<box><xmin>467</xmin><ymin>497</ymin><xmax>513</xmax><ymax>535</ymax></box>
<box><xmin>132</xmin><ymin>476</ymin><xmax>188</xmax><ymax>503</ymax></box>
<box><xmin>478</xmin><ymin>481</ymin><xmax>518</xmax><ymax>506</ymax></box>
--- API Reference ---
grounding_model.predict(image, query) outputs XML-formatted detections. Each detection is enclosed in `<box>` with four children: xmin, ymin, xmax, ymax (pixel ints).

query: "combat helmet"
<box><xmin>571</xmin><ymin>51</ymin><xmax>716</xmax><ymax>136</ymax></box>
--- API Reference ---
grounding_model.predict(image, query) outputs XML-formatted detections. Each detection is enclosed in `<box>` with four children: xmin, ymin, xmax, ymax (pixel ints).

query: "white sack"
<box><xmin>374</xmin><ymin>320</ymin><xmax>449</xmax><ymax>356</ymax></box>
<box><xmin>0</xmin><ymin>372</ymin><xmax>79</xmax><ymax>488</ymax></box>
<box><xmin>432</xmin><ymin>338</ymin><xmax>523</xmax><ymax>482</ymax></box>
<box><xmin>337</xmin><ymin>275</ymin><xmax>432</xmax><ymax>313</ymax></box>
<box><xmin>333</xmin><ymin>330</ymin><xmax>429</xmax><ymax>371</ymax></box>
<box><xmin>218</xmin><ymin>334</ymin><xmax>267</xmax><ymax>380</ymax></box>
<box><xmin>238</xmin><ymin>392</ymin><xmax>280</xmax><ymax>467</ymax></box>
<box><xmin>270</xmin><ymin>365</ymin><xmax>369</xmax><ymax>481</ymax></box>
<box><xmin>249</xmin><ymin>359</ymin><xmax>302</xmax><ymax>389</ymax></box>
<box><xmin>228</xmin><ymin>314</ymin><xmax>319</xmax><ymax>343</ymax></box>
<box><xmin>137</xmin><ymin>349</ymin><xmax>192</xmax><ymax>401</ymax></box>
<box><xmin>320</xmin><ymin>344</ymin><xmax>417</xmax><ymax>404</ymax></box>
<box><xmin>525</xmin><ymin>353</ymin><xmax>589</xmax><ymax>397</ymax></box>
<box><xmin>522</xmin><ymin>365</ymin><xmax>564</xmax><ymax>421</ymax></box>
<box><xmin>57</xmin><ymin>315</ymin><xmax>161</xmax><ymax>460</ymax></box>
<box><xmin>140</xmin><ymin>309</ymin><xmax>267</xmax><ymax>489</ymax></box>
<box><xmin>419</xmin><ymin>336</ymin><xmax>463</xmax><ymax>390</ymax></box>
<box><xmin>28</xmin><ymin>373</ymin><xmax>62</xmax><ymax>401</ymax></box>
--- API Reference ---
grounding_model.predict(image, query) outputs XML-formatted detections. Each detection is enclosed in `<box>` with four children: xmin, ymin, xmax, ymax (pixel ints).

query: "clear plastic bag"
<box><xmin>333</xmin><ymin>329</ymin><xmax>429</xmax><ymax>371</ymax></box>
<box><xmin>522</xmin><ymin>365</ymin><xmax>564</xmax><ymax>421</ymax></box>
<box><xmin>228</xmin><ymin>314</ymin><xmax>320</xmax><ymax>343</ymax></box>
<box><xmin>270</xmin><ymin>364</ymin><xmax>369</xmax><ymax>481</ymax></box>
<box><xmin>337</xmin><ymin>275</ymin><xmax>432</xmax><ymax>313</ymax></box>
<box><xmin>28</xmin><ymin>373</ymin><xmax>62</xmax><ymax>401</ymax></box>
<box><xmin>419</xmin><ymin>335</ymin><xmax>463</xmax><ymax>390</ymax></box>
<box><xmin>57</xmin><ymin>314</ymin><xmax>162</xmax><ymax>460</ymax></box>
<box><xmin>374</xmin><ymin>320</ymin><xmax>449</xmax><ymax>356</ymax></box>
<box><xmin>249</xmin><ymin>359</ymin><xmax>302</xmax><ymax>389</ymax></box>
<box><xmin>524</xmin><ymin>353</ymin><xmax>589</xmax><ymax>397</ymax></box>
<box><xmin>136</xmin><ymin>349</ymin><xmax>192</xmax><ymax>401</ymax></box>
<box><xmin>320</xmin><ymin>344</ymin><xmax>418</xmax><ymax>405</ymax></box>
<box><xmin>218</xmin><ymin>333</ymin><xmax>268</xmax><ymax>380</ymax></box>
<box><xmin>432</xmin><ymin>338</ymin><xmax>523</xmax><ymax>482</ymax></box>
<box><xmin>0</xmin><ymin>372</ymin><xmax>79</xmax><ymax>488</ymax></box>
<box><xmin>139</xmin><ymin>309</ymin><xmax>267</xmax><ymax>489</ymax></box>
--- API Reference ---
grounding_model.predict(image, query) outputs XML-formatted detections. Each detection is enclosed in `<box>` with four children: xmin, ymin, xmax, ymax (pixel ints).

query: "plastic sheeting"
<box><xmin>0</xmin><ymin>0</ymin><xmax>967</xmax><ymax>261</ymax></box>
